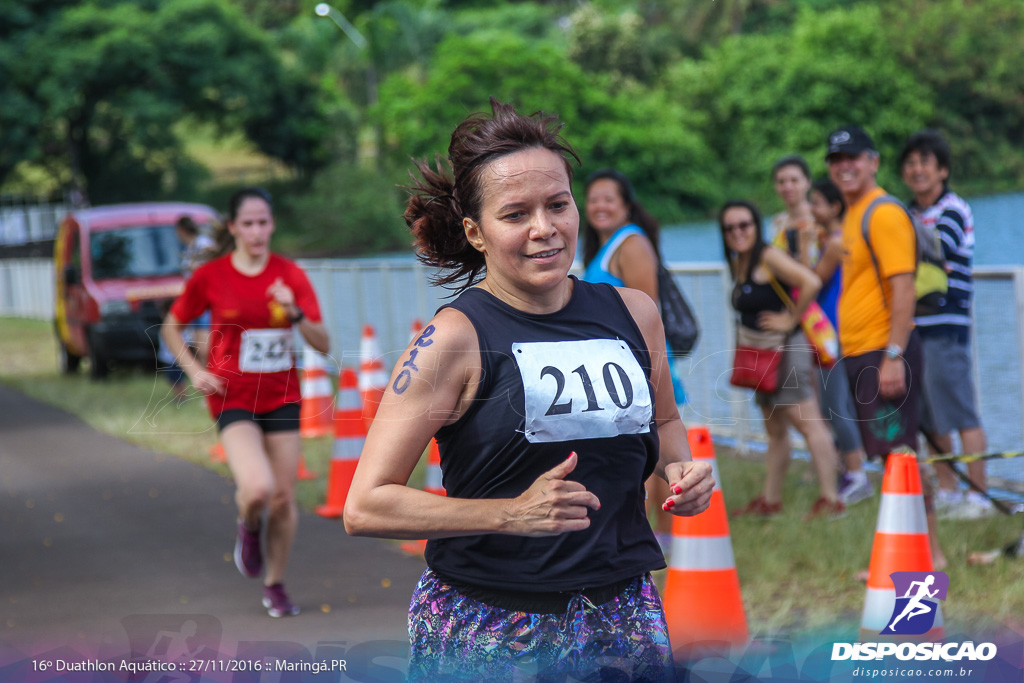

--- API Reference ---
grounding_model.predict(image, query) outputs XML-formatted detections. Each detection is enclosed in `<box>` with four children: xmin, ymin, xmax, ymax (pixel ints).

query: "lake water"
<box><xmin>659</xmin><ymin>191</ymin><xmax>1024</xmax><ymax>266</ymax></box>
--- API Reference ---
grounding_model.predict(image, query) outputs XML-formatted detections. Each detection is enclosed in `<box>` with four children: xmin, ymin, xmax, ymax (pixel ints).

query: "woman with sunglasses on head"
<box><xmin>344</xmin><ymin>100</ymin><xmax>714</xmax><ymax>681</ymax></box>
<box><xmin>720</xmin><ymin>200</ymin><xmax>843</xmax><ymax>520</ymax></box>
<box><xmin>162</xmin><ymin>187</ymin><xmax>329</xmax><ymax>618</ymax></box>
<box><xmin>581</xmin><ymin>169</ymin><xmax>685</xmax><ymax>555</ymax></box>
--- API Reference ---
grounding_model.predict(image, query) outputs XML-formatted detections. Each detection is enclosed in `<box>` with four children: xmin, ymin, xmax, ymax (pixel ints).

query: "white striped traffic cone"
<box><xmin>300</xmin><ymin>346</ymin><xmax>335</xmax><ymax>439</ymax></box>
<box><xmin>316</xmin><ymin>368</ymin><xmax>364</xmax><ymax>518</ymax></box>
<box><xmin>860</xmin><ymin>451</ymin><xmax>944</xmax><ymax>641</ymax></box>
<box><xmin>358</xmin><ymin>324</ymin><xmax>388</xmax><ymax>431</ymax></box>
<box><xmin>662</xmin><ymin>426</ymin><xmax>749</xmax><ymax>649</ymax></box>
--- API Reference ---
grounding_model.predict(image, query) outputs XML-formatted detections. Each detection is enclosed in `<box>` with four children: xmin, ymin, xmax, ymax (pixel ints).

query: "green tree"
<box><xmin>667</xmin><ymin>4</ymin><xmax>934</xmax><ymax>208</ymax></box>
<box><xmin>567</xmin><ymin>4</ymin><xmax>679</xmax><ymax>84</ymax></box>
<box><xmin>3</xmin><ymin>0</ymin><xmax>330</xmax><ymax>202</ymax></box>
<box><xmin>230</xmin><ymin>0</ymin><xmax>303</xmax><ymax>30</ymax></box>
<box><xmin>374</xmin><ymin>31</ymin><xmax>714</xmax><ymax>220</ymax></box>
<box><xmin>450</xmin><ymin>2</ymin><xmax>563</xmax><ymax>42</ymax></box>
<box><xmin>288</xmin><ymin>163</ymin><xmax>407</xmax><ymax>254</ymax></box>
<box><xmin>374</xmin><ymin>32</ymin><xmax>593</xmax><ymax>168</ymax></box>
<box><xmin>883</xmin><ymin>0</ymin><xmax>1024</xmax><ymax>194</ymax></box>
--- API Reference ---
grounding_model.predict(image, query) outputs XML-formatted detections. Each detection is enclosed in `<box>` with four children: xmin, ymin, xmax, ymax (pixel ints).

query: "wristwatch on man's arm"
<box><xmin>885</xmin><ymin>343</ymin><xmax>903</xmax><ymax>360</ymax></box>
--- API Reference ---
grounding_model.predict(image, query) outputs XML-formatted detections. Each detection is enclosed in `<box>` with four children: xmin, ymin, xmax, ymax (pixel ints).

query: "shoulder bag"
<box><xmin>730</xmin><ymin>324</ymin><xmax>786</xmax><ymax>393</ymax></box>
<box><xmin>767</xmin><ymin>274</ymin><xmax>839</xmax><ymax>368</ymax></box>
<box><xmin>657</xmin><ymin>263</ymin><xmax>700</xmax><ymax>356</ymax></box>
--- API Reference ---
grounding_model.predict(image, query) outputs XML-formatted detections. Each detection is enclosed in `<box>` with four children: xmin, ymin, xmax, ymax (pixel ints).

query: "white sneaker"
<box><xmin>935</xmin><ymin>490</ymin><xmax>964</xmax><ymax>518</ymax></box>
<box><xmin>839</xmin><ymin>473</ymin><xmax>874</xmax><ymax>506</ymax></box>
<box><xmin>965</xmin><ymin>493</ymin><xmax>998</xmax><ymax>518</ymax></box>
<box><xmin>943</xmin><ymin>494</ymin><xmax>997</xmax><ymax>520</ymax></box>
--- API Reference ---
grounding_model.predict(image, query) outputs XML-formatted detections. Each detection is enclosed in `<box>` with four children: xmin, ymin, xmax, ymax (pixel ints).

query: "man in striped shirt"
<box><xmin>900</xmin><ymin>130</ymin><xmax>994</xmax><ymax>519</ymax></box>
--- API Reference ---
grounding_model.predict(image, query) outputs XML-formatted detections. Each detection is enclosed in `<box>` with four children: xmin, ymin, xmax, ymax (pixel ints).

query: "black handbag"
<box><xmin>657</xmin><ymin>263</ymin><xmax>700</xmax><ymax>356</ymax></box>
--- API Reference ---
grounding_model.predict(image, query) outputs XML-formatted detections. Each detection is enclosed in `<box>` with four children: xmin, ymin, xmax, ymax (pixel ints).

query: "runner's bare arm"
<box><xmin>762</xmin><ymin>245</ymin><xmax>822</xmax><ymax>317</ymax></box>
<box><xmin>617</xmin><ymin>288</ymin><xmax>713</xmax><ymax>517</ymax></box>
<box><xmin>886</xmin><ymin>272</ymin><xmax>915</xmax><ymax>352</ymax></box>
<box><xmin>815</xmin><ymin>233</ymin><xmax>844</xmax><ymax>284</ymax></box>
<box><xmin>160</xmin><ymin>312</ymin><xmax>225</xmax><ymax>395</ymax></box>
<box><xmin>880</xmin><ymin>272</ymin><xmax>915</xmax><ymax>398</ymax></box>
<box><xmin>343</xmin><ymin>307</ymin><xmax>600</xmax><ymax>540</ymax></box>
<box><xmin>615</xmin><ymin>234</ymin><xmax>659</xmax><ymax>302</ymax></box>
<box><xmin>266</xmin><ymin>277</ymin><xmax>329</xmax><ymax>353</ymax></box>
<box><xmin>293</xmin><ymin>316</ymin><xmax>329</xmax><ymax>354</ymax></box>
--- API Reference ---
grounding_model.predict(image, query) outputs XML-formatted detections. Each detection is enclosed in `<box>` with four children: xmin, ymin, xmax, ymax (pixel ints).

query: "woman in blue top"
<box><xmin>582</xmin><ymin>169</ymin><xmax>681</xmax><ymax>552</ymax></box>
<box><xmin>581</xmin><ymin>169</ymin><xmax>660</xmax><ymax>294</ymax></box>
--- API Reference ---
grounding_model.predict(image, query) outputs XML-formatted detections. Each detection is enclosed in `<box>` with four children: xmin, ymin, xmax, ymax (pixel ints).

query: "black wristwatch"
<box><xmin>289</xmin><ymin>308</ymin><xmax>305</xmax><ymax>324</ymax></box>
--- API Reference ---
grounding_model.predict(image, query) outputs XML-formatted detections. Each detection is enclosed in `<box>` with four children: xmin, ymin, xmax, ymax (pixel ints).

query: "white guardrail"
<box><xmin>0</xmin><ymin>202</ymin><xmax>67</xmax><ymax>245</ymax></box>
<box><xmin>0</xmin><ymin>258</ymin><xmax>55</xmax><ymax>320</ymax></box>
<box><xmin>2</xmin><ymin>257</ymin><xmax>1022</xmax><ymax>490</ymax></box>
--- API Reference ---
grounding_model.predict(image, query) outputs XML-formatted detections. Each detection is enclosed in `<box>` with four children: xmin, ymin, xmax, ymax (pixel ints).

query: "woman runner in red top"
<box><xmin>161</xmin><ymin>187</ymin><xmax>329</xmax><ymax>617</ymax></box>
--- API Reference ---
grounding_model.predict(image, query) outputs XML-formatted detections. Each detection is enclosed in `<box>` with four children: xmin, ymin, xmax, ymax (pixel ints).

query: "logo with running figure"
<box><xmin>881</xmin><ymin>571</ymin><xmax>949</xmax><ymax>635</ymax></box>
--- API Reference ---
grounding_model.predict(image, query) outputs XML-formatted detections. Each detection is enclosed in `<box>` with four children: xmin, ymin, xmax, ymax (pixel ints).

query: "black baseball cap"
<box><xmin>825</xmin><ymin>125</ymin><xmax>876</xmax><ymax>160</ymax></box>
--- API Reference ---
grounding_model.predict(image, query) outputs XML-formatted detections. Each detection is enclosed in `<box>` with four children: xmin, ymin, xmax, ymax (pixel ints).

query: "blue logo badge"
<box><xmin>881</xmin><ymin>571</ymin><xmax>949</xmax><ymax>635</ymax></box>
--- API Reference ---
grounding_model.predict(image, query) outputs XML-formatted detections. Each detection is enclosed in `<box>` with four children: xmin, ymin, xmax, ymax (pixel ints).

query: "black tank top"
<box><xmin>426</xmin><ymin>276</ymin><xmax>665</xmax><ymax>593</ymax></box>
<box><xmin>732</xmin><ymin>272</ymin><xmax>786</xmax><ymax>330</ymax></box>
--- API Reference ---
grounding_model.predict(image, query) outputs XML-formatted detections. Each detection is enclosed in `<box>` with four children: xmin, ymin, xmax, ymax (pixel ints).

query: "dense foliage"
<box><xmin>3</xmin><ymin>0</ymin><xmax>1023</xmax><ymax>253</ymax></box>
<box><xmin>0</xmin><ymin>0</ymin><xmax>331</xmax><ymax>204</ymax></box>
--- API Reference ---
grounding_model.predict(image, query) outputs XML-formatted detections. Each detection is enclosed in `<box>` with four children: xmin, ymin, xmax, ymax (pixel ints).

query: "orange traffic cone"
<box><xmin>296</xmin><ymin>453</ymin><xmax>317</xmax><ymax>480</ymax></box>
<box><xmin>409</xmin><ymin>318</ymin><xmax>424</xmax><ymax>341</ymax></box>
<box><xmin>316</xmin><ymin>368</ymin><xmax>365</xmax><ymax>518</ymax></box>
<box><xmin>209</xmin><ymin>442</ymin><xmax>226</xmax><ymax>463</ymax></box>
<box><xmin>662</xmin><ymin>426</ymin><xmax>749</xmax><ymax>650</ymax></box>
<box><xmin>860</xmin><ymin>451</ymin><xmax>944</xmax><ymax>641</ymax></box>
<box><xmin>359</xmin><ymin>325</ymin><xmax>388</xmax><ymax>431</ymax></box>
<box><xmin>401</xmin><ymin>438</ymin><xmax>446</xmax><ymax>555</ymax></box>
<box><xmin>300</xmin><ymin>347</ymin><xmax>334</xmax><ymax>439</ymax></box>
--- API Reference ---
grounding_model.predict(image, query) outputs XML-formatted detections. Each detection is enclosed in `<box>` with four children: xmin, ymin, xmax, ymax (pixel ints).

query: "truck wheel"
<box><xmin>58</xmin><ymin>338</ymin><xmax>82</xmax><ymax>374</ymax></box>
<box><xmin>54</xmin><ymin>320</ymin><xmax>82</xmax><ymax>375</ymax></box>
<box><xmin>87</xmin><ymin>330</ymin><xmax>109</xmax><ymax>380</ymax></box>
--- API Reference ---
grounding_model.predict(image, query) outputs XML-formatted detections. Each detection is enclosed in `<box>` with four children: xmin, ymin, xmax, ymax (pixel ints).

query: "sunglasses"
<box><xmin>722</xmin><ymin>220</ymin><xmax>755</xmax><ymax>234</ymax></box>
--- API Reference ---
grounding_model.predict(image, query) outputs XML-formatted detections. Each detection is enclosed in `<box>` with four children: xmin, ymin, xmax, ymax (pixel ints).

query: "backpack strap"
<box><xmin>860</xmin><ymin>194</ymin><xmax>909</xmax><ymax>310</ymax></box>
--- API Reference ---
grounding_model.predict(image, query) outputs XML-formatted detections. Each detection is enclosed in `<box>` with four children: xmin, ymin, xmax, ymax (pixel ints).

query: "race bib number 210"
<box><xmin>512</xmin><ymin>338</ymin><xmax>652</xmax><ymax>444</ymax></box>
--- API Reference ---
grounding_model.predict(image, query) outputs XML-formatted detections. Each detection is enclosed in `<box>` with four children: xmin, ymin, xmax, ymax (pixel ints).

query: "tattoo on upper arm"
<box><xmin>392</xmin><ymin>324</ymin><xmax>436</xmax><ymax>395</ymax></box>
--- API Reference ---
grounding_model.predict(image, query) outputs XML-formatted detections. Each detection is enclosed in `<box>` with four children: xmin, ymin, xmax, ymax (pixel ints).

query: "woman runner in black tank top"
<box><xmin>344</xmin><ymin>100</ymin><xmax>715</xmax><ymax>681</ymax></box>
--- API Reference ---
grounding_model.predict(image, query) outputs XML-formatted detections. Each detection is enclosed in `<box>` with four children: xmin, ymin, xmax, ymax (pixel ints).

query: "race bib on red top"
<box><xmin>239</xmin><ymin>329</ymin><xmax>294</xmax><ymax>373</ymax></box>
<box><xmin>512</xmin><ymin>338</ymin><xmax>652</xmax><ymax>444</ymax></box>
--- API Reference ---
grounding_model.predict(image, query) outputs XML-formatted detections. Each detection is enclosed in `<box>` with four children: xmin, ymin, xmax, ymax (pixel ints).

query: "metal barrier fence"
<box><xmin>0</xmin><ymin>201</ymin><xmax>68</xmax><ymax>245</ymax></box>
<box><xmin>3</xmin><ymin>256</ymin><xmax>1022</xmax><ymax>488</ymax></box>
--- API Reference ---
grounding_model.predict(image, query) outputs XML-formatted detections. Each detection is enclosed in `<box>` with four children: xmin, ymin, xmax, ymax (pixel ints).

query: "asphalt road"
<box><xmin>0</xmin><ymin>384</ymin><xmax>426</xmax><ymax>681</ymax></box>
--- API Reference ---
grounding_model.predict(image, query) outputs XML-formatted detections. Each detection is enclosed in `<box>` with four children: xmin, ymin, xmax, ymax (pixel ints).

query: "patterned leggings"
<box><xmin>407</xmin><ymin>569</ymin><xmax>674</xmax><ymax>682</ymax></box>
